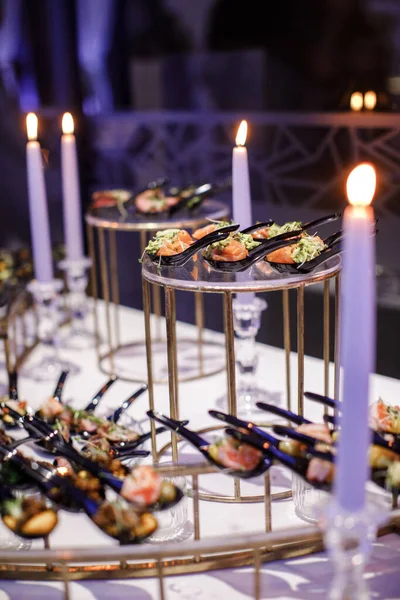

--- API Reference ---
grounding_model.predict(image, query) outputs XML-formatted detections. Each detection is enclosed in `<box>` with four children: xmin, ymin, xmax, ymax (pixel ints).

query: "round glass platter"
<box><xmin>141</xmin><ymin>254</ymin><xmax>342</xmax><ymax>293</ymax></box>
<box><xmin>85</xmin><ymin>199</ymin><xmax>229</xmax><ymax>232</ymax></box>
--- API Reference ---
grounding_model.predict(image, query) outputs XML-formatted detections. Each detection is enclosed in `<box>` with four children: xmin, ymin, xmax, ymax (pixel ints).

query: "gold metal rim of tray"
<box><xmin>0</xmin><ymin>513</ymin><xmax>398</xmax><ymax>582</ymax></box>
<box><xmin>97</xmin><ymin>338</ymin><xmax>226</xmax><ymax>384</ymax></box>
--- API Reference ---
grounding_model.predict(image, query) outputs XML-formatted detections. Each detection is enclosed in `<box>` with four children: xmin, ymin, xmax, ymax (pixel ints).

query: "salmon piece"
<box><xmin>266</xmin><ymin>245</ymin><xmax>295</xmax><ymax>264</ymax></box>
<box><xmin>210</xmin><ymin>438</ymin><xmax>261</xmax><ymax>471</ymax></box>
<box><xmin>166</xmin><ymin>196</ymin><xmax>180</xmax><ymax>207</ymax></box>
<box><xmin>193</xmin><ymin>224</ymin><xmax>217</xmax><ymax>240</ymax></box>
<box><xmin>121</xmin><ymin>466</ymin><xmax>162</xmax><ymax>506</ymax></box>
<box><xmin>252</xmin><ymin>227</ymin><xmax>270</xmax><ymax>240</ymax></box>
<box><xmin>297</xmin><ymin>423</ymin><xmax>332</xmax><ymax>445</ymax></box>
<box><xmin>156</xmin><ymin>230</ymin><xmax>193</xmax><ymax>256</ymax></box>
<box><xmin>211</xmin><ymin>239</ymin><xmax>248</xmax><ymax>262</ymax></box>
<box><xmin>370</xmin><ymin>399</ymin><xmax>400</xmax><ymax>434</ymax></box>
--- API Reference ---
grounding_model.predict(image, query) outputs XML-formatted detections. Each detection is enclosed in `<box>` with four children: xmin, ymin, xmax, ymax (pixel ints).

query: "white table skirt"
<box><xmin>0</xmin><ymin>302</ymin><xmax>399</xmax><ymax>600</ymax></box>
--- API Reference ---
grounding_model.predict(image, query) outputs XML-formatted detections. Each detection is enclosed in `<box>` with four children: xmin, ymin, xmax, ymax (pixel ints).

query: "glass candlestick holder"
<box><xmin>232</xmin><ymin>296</ymin><xmax>273</xmax><ymax>415</ymax></box>
<box><xmin>319</xmin><ymin>496</ymin><xmax>389</xmax><ymax>600</ymax></box>
<box><xmin>22</xmin><ymin>279</ymin><xmax>80</xmax><ymax>381</ymax></box>
<box><xmin>58</xmin><ymin>257</ymin><xmax>95</xmax><ymax>349</ymax></box>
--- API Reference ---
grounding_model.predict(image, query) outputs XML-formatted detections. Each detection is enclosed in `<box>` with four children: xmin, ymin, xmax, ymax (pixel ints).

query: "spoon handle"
<box><xmin>304</xmin><ymin>391</ymin><xmax>338</xmax><ymax>410</ymax></box>
<box><xmin>8</xmin><ymin>370</ymin><xmax>18</xmax><ymax>401</ymax></box>
<box><xmin>52</xmin><ymin>370</ymin><xmax>69</xmax><ymax>403</ymax></box>
<box><xmin>147</xmin><ymin>410</ymin><xmax>209</xmax><ymax>450</ymax></box>
<box><xmin>272</xmin><ymin>424</ymin><xmax>324</xmax><ymax>447</ymax></box>
<box><xmin>208</xmin><ymin>410</ymin><xmax>278</xmax><ymax>446</ymax></box>
<box><xmin>84</xmin><ymin>375</ymin><xmax>118</xmax><ymax>412</ymax></box>
<box><xmin>107</xmin><ymin>383</ymin><xmax>148</xmax><ymax>423</ymax></box>
<box><xmin>255</xmin><ymin>402</ymin><xmax>310</xmax><ymax>425</ymax></box>
<box><xmin>302</xmin><ymin>213</ymin><xmax>341</xmax><ymax>231</ymax></box>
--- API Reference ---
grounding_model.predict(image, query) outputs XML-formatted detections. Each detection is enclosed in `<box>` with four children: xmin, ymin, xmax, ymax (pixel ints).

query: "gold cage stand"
<box><xmin>85</xmin><ymin>200</ymin><xmax>230</xmax><ymax>384</ymax></box>
<box><xmin>141</xmin><ymin>254</ymin><xmax>342</xmax><ymax>503</ymax></box>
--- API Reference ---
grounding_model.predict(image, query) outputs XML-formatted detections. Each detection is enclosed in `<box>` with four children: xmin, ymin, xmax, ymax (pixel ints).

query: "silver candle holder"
<box><xmin>58</xmin><ymin>257</ymin><xmax>95</xmax><ymax>349</ymax></box>
<box><xmin>232</xmin><ymin>296</ymin><xmax>272</xmax><ymax>415</ymax></box>
<box><xmin>23</xmin><ymin>279</ymin><xmax>79</xmax><ymax>381</ymax></box>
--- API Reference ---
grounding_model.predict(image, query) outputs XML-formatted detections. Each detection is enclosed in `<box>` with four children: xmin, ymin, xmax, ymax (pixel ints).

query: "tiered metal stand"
<box><xmin>85</xmin><ymin>199</ymin><xmax>229</xmax><ymax>383</ymax></box>
<box><xmin>141</xmin><ymin>252</ymin><xmax>342</xmax><ymax>501</ymax></box>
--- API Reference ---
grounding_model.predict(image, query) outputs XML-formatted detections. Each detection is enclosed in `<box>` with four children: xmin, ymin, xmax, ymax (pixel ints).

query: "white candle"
<box><xmin>232</xmin><ymin>120</ymin><xmax>252</xmax><ymax>229</ymax></box>
<box><xmin>61</xmin><ymin>113</ymin><xmax>84</xmax><ymax>261</ymax></box>
<box><xmin>232</xmin><ymin>120</ymin><xmax>255</xmax><ymax>304</ymax></box>
<box><xmin>26</xmin><ymin>113</ymin><xmax>54</xmax><ymax>283</ymax></box>
<box><xmin>336</xmin><ymin>163</ymin><xmax>376</xmax><ymax>512</ymax></box>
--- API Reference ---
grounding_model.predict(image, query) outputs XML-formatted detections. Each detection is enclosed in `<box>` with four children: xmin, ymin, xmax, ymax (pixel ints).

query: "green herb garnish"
<box><xmin>145</xmin><ymin>229</ymin><xmax>181</xmax><ymax>256</ymax></box>
<box><xmin>268</xmin><ymin>221</ymin><xmax>302</xmax><ymax>238</ymax></box>
<box><xmin>291</xmin><ymin>235</ymin><xmax>326</xmax><ymax>265</ymax></box>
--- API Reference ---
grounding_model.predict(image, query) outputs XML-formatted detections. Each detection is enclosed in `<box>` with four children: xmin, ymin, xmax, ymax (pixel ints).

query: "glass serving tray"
<box><xmin>142</xmin><ymin>254</ymin><xmax>341</xmax><ymax>293</ymax></box>
<box><xmin>85</xmin><ymin>199</ymin><xmax>229</xmax><ymax>231</ymax></box>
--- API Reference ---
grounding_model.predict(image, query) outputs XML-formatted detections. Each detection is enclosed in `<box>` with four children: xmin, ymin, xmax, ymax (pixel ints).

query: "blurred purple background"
<box><xmin>0</xmin><ymin>0</ymin><xmax>399</xmax><ymax>376</ymax></box>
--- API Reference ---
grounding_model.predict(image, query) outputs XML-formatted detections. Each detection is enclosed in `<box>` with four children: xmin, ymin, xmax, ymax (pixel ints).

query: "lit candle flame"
<box><xmin>364</xmin><ymin>91</ymin><xmax>377</xmax><ymax>111</ymax></box>
<box><xmin>350</xmin><ymin>92</ymin><xmax>363</xmax><ymax>112</ymax></box>
<box><xmin>235</xmin><ymin>120</ymin><xmax>248</xmax><ymax>146</ymax></box>
<box><xmin>62</xmin><ymin>112</ymin><xmax>74</xmax><ymax>135</ymax></box>
<box><xmin>26</xmin><ymin>113</ymin><xmax>38</xmax><ymax>141</ymax></box>
<box><xmin>346</xmin><ymin>163</ymin><xmax>376</xmax><ymax>207</ymax></box>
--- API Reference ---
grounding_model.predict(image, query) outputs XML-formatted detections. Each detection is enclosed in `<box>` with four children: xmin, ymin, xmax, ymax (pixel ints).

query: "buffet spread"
<box><xmin>0</xmin><ymin>114</ymin><xmax>395</xmax><ymax>600</ymax></box>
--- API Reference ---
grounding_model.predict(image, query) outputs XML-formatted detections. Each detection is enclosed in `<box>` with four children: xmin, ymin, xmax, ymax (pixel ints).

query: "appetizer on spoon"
<box><xmin>147</xmin><ymin>410</ymin><xmax>271</xmax><ymax>479</ymax></box>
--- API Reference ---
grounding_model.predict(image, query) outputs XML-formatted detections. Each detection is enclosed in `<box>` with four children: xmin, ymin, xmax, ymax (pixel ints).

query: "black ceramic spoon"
<box><xmin>0</xmin><ymin>480</ymin><xmax>59</xmax><ymax>540</ymax></box>
<box><xmin>73</xmin><ymin>383</ymin><xmax>148</xmax><ymax>440</ymax></box>
<box><xmin>3</xmin><ymin>402</ymin><xmax>149</xmax><ymax>459</ymax></box>
<box><xmin>0</xmin><ymin>448</ymin><xmax>156</xmax><ymax>544</ymax></box>
<box><xmin>208</xmin><ymin>410</ymin><xmax>279</xmax><ymax>447</ymax></box>
<box><xmin>168</xmin><ymin>180</ymin><xmax>232</xmax><ymax>216</ymax></box>
<box><xmin>203</xmin><ymin>230</ymin><xmax>303</xmax><ymax>273</ymax></box>
<box><xmin>146</xmin><ymin>224</ymin><xmax>239</xmax><ymax>267</ymax></box>
<box><xmin>52</xmin><ymin>370</ymin><xmax>69</xmax><ymax>403</ymax></box>
<box><xmin>272</xmin><ymin>424</ymin><xmax>333</xmax><ymax>448</ymax></box>
<box><xmin>107</xmin><ymin>383</ymin><xmax>148</xmax><ymax>422</ymax></box>
<box><xmin>255</xmin><ymin>401</ymin><xmax>311</xmax><ymax>426</ymax></box>
<box><xmin>266</xmin><ymin>231</ymin><xmax>344</xmax><ymax>275</ymax></box>
<box><xmin>1</xmin><ymin>370</ymin><xmax>28</xmax><ymax>429</ymax></box>
<box><xmin>111</xmin><ymin>421</ymin><xmax>189</xmax><ymax>452</ymax></box>
<box><xmin>9</xmin><ymin>411</ymin><xmax>183</xmax><ymax>512</ymax></box>
<box><xmin>147</xmin><ymin>410</ymin><xmax>272</xmax><ymax>479</ymax></box>
<box><xmin>243</xmin><ymin>213</ymin><xmax>340</xmax><ymax>238</ymax></box>
<box><xmin>83</xmin><ymin>375</ymin><xmax>119</xmax><ymax>412</ymax></box>
<box><xmin>225</xmin><ymin>427</ymin><xmax>333</xmax><ymax>492</ymax></box>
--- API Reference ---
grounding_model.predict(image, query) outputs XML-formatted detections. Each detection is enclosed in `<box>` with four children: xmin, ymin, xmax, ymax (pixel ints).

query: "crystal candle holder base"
<box><xmin>318</xmin><ymin>496</ymin><xmax>389</xmax><ymax>600</ymax></box>
<box><xmin>22</xmin><ymin>279</ymin><xmax>80</xmax><ymax>381</ymax></box>
<box><xmin>58</xmin><ymin>257</ymin><xmax>97</xmax><ymax>350</ymax></box>
<box><xmin>232</xmin><ymin>297</ymin><xmax>271</xmax><ymax>415</ymax></box>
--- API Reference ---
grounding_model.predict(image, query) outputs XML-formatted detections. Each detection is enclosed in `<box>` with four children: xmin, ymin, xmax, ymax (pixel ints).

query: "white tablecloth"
<box><xmin>0</xmin><ymin>303</ymin><xmax>399</xmax><ymax>600</ymax></box>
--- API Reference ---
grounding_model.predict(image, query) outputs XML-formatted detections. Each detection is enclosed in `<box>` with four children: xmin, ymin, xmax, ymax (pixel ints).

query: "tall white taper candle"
<box><xmin>61</xmin><ymin>113</ymin><xmax>84</xmax><ymax>261</ymax></box>
<box><xmin>26</xmin><ymin>113</ymin><xmax>53</xmax><ymax>283</ymax></box>
<box><xmin>232</xmin><ymin>120</ymin><xmax>255</xmax><ymax>303</ymax></box>
<box><xmin>336</xmin><ymin>163</ymin><xmax>376</xmax><ymax>511</ymax></box>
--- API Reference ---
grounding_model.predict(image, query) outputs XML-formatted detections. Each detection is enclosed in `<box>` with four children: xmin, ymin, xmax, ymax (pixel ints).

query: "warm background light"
<box><xmin>235</xmin><ymin>120</ymin><xmax>247</xmax><ymax>146</ymax></box>
<box><xmin>364</xmin><ymin>91</ymin><xmax>377</xmax><ymax>111</ymax></box>
<box><xmin>346</xmin><ymin>163</ymin><xmax>376</xmax><ymax>207</ymax></box>
<box><xmin>62</xmin><ymin>112</ymin><xmax>74</xmax><ymax>135</ymax></box>
<box><xmin>26</xmin><ymin>112</ymin><xmax>38</xmax><ymax>141</ymax></box>
<box><xmin>350</xmin><ymin>92</ymin><xmax>363</xmax><ymax>111</ymax></box>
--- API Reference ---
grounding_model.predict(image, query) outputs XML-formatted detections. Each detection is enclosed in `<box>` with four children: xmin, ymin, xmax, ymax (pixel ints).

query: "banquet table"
<box><xmin>0</xmin><ymin>302</ymin><xmax>399</xmax><ymax>600</ymax></box>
